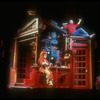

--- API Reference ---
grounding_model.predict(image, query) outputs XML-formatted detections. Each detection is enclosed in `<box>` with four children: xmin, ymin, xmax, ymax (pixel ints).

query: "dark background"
<box><xmin>0</xmin><ymin>0</ymin><xmax>100</xmax><ymax>99</ymax></box>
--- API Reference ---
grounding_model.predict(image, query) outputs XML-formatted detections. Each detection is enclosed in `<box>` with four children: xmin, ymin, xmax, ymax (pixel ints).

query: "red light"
<box><xmin>2</xmin><ymin>50</ymin><xmax>4</xmax><ymax>57</ymax></box>
<box><xmin>1</xmin><ymin>40</ymin><xmax>3</xmax><ymax>46</ymax></box>
<box><xmin>94</xmin><ymin>40</ymin><xmax>97</xmax><ymax>49</ymax></box>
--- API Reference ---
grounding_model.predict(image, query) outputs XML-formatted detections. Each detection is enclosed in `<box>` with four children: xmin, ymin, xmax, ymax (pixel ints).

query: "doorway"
<box><xmin>72</xmin><ymin>48</ymin><xmax>89</xmax><ymax>89</ymax></box>
<box><xmin>16</xmin><ymin>41</ymin><xmax>32</xmax><ymax>83</ymax></box>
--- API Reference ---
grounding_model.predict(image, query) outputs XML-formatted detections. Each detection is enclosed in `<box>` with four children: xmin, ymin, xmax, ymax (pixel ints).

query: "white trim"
<box><xmin>15</xmin><ymin>83</ymin><xmax>24</xmax><ymax>85</ymax></box>
<box><xmin>70</xmin><ymin>36</ymin><xmax>90</xmax><ymax>39</ymax></box>
<box><xmin>15</xmin><ymin>30</ymin><xmax>38</xmax><ymax>39</ymax></box>
<box><xmin>18</xmin><ymin>37</ymin><xmax>36</xmax><ymax>42</ymax></box>
<box><xmin>11</xmin><ymin>86</ymin><xmax>27</xmax><ymax>88</ymax></box>
<box><xmin>19</xmin><ymin>28</ymin><xmax>38</xmax><ymax>35</ymax></box>
<box><xmin>90</xmin><ymin>40</ymin><xmax>92</xmax><ymax>89</ymax></box>
<box><xmin>21</xmin><ymin>18</ymin><xmax>38</xmax><ymax>32</ymax></box>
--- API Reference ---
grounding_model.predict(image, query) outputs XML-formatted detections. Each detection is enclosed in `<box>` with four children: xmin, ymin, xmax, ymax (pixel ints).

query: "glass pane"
<box><xmin>83</xmin><ymin>57</ymin><xmax>85</xmax><ymax>61</ymax></box>
<box><xmin>83</xmin><ymin>62</ymin><xmax>85</xmax><ymax>67</ymax></box>
<box><xmin>83</xmin><ymin>81</ymin><xmax>85</xmax><ymax>85</ymax></box>
<box><xmin>79</xmin><ymin>81</ymin><xmax>81</xmax><ymax>85</ymax></box>
<box><xmin>83</xmin><ymin>75</ymin><xmax>85</xmax><ymax>79</ymax></box>
<box><xmin>79</xmin><ymin>50</ymin><xmax>81</xmax><ymax>55</ymax></box>
<box><xmin>17</xmin><ymin>74</ymin><xmax>19</xmax><ymax>79</ymax></box>
<box><xmin>83</xmin><ymin>50</ymin><xmax>85</xmax><ymax>55</ymax></box>
<box><xmin>83</xmin><ymin>69</ymin><xmax>85</xmax><ymax>73</ymax></box>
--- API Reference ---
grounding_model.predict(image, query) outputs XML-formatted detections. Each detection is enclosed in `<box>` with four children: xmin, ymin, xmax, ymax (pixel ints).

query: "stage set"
<box><xmin>9</xmin><ymin>16</ymin><xmax>94</xmax><ymax>89</ymax></box>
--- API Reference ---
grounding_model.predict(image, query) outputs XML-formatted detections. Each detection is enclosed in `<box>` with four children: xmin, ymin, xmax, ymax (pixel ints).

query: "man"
<box><xmin>61</xmin><ymin>19</ymin><xmax>95</xmax><ymax>38</ymax></box>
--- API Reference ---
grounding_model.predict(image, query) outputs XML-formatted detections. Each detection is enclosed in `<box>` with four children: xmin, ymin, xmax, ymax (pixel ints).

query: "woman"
<box><xmin>38</xmin><ymin>51</ymin><xmax>53</xmax><ymax>86</ymax></box>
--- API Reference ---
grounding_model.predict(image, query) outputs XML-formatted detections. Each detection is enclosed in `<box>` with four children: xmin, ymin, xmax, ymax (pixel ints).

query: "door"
<box><xmin>17</xmin><ymin>43</ymin><xmax>32</xmax><ymax>83</ymax></box>
<box><xmin>72</xmin><ymin>48</ymin><xmax>89</xmax><ymax>89</ymax></box>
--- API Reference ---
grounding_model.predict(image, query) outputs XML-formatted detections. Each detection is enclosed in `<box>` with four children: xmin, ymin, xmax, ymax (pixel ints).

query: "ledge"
<box><xmin>31</xmin><ymin>66</ymin><xmax>71</xmax><ymax>70</ymax></box>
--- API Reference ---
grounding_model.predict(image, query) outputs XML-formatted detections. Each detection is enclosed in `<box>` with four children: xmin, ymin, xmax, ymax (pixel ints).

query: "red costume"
<box><xmin>38</xmin><ymin>51</ymin><xmax>53</xmax><ymax>86</ymax></box>
<box><xmin>63</xmin><ymin>24</ymin><xmax>79</xmax><ymax>35</ymax></box>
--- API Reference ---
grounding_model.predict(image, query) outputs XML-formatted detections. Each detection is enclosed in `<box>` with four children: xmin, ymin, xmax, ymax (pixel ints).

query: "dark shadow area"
<box><xmin>0</xmin><ymin>88</ymin><xmax>100</xmax><ymax>99</ymax></box>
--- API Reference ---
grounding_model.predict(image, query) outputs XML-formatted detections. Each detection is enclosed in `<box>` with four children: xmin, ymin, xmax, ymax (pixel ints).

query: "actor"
<box><xmin>38</xmin><ymin>51</ymin><xmax>53</xmax><ymax>86</ymax></box>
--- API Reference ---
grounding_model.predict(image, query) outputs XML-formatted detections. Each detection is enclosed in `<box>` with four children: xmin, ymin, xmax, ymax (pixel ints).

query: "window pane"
<box><xmin>83</xmin><ymin>69</ymin><xmax>85</xmax><ymax>73</ymax></box>
<box><xmin>79</xmin><ymin>50</ymin><xmax>81</xmax><ymax>55</ymax></box>
<box><xmin>83</xmin><ymin>62</ymin><xmax>85</xmax><ymax>67</ymax></box>
<box><xmin>79</xmin><ymin>81</ymin><xmax>81</xmax><ymax>85</ymax></box>
<box><xmin>83</xmin><ymin>75</ymin><xmax>85</xmax><ymax>79</ymax></box>
<box><xmin>17</xmin><ymin>74</ymin><xmax>19</xmax><ymax>79</ymax></box>
<box><xmin>83</xmin><ymin>50</ymin><xmax>85</xmax><ymax>55</ymax></box>
<box><xmin>23</xmin><ymin>74</ymin><xmax>25</xmax><ymax>78</ymax></box>
<box><xmin>83</xmin><ymin>57</ymin><xmax>85</xmax><ymax>61</ymax></box>
<box><xmin>83</xmin><ymin>81</ymin><xmax>85</xmax><ymax>85</ymax></box>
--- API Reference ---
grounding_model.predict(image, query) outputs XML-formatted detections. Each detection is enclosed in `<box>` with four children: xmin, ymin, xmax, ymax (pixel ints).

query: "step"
<box><xmin>11</xmin><ymin>86</ymin><xmax>27</xmax><ymax>88</ymax></box>
<box><xmin>15</xmin><ymin>83</ymin><xmax>25</xmax><ymax>86</ymax></box>
<box><xmin>15</xmin><ymin>83</ymin><xmax>24</xmax><ymax>85</ymax></box>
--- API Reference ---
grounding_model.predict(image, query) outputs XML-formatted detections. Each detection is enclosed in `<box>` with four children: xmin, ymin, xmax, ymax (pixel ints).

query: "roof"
<box><xmin>16</xmin><ymin>17</ymin><xmax>68</xmax><ymax>39</ymax></box>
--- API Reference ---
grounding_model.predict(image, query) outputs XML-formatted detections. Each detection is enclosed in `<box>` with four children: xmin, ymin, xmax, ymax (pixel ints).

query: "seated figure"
<box><xmin>38</xmin><ymin>51</ymin><xmax>53</xmax><ymax>86</ymax></box>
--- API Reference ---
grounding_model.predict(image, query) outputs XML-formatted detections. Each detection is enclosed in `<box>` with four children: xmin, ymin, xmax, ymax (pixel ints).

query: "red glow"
<box><xmin>1</xmin><ymin>40</ymin><xmax>3</xmax><ymax>46</ymax></box>
<box><xmin>2</xmin><ymin>50</ymin><xmax>4</xmax><ymax>57</ymax></box>
<box><xmin>94</xmin><ymin>40</ymin><xmax>97</xmax><ymax>49</ymax></box>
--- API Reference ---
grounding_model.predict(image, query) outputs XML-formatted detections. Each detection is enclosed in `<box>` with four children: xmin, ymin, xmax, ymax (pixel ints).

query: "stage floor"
<box><xmin>1</xmin><ymin>88</ymin><xmax>100</xmax><ymax>99</ymax></box>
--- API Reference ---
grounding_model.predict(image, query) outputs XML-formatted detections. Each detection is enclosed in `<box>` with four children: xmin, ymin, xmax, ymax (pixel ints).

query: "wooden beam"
<box><xmin>35</xmin><ymin>34</ymin><xmax>38</xmax><ymax>66</ymax></box>
<box><xmin>89</xmin><ymin>39</ymin><xmax>93</xmax><ymax>89</ymax></box>
<box><xmin>15</xmin><ymin>30</ymin><xmax>38</xmax><ymax>39</ymax></box>
<box><xmin>43</xmin><ymin>19</ymin><xmax>67</xmax><ymax>34</ymax></box>
<box><xmin>18</xmin><ymin>37</ymin><xmax>36</xmax><ymax>42</ymax></box>
<box><xmin>20</xmin><ymin>18</ymin><xmax>38</xmax><ymax>32</ymax></box>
